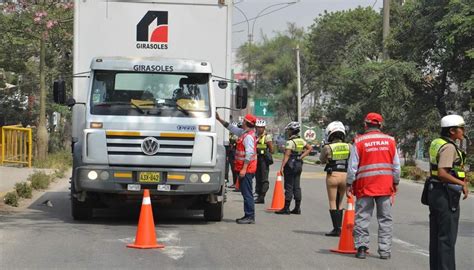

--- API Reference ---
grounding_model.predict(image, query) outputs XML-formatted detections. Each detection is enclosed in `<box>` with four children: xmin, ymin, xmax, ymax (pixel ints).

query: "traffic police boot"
<box><xmin>254</xmin><ymin>195</ymin><xmax>265</xmax><ymax>204</ymax></box>
<box><xmin>290</xmin><ymin>200</ymin><xmax>301</xmax><ymax>214</ymax></box>
<box><xmin>275</xmin><ymin>200</ymin><xmax>291</xmax><ymax>215</ymax></box>
<box><xmin>356</xmin><ymin>246</ymin><xmax>368</xmax><ymax>259</ymax></box>
<box><xmin>325</xmin><ymin>210</ymin><xmax>341</xmax><ymax>237</ymax></box>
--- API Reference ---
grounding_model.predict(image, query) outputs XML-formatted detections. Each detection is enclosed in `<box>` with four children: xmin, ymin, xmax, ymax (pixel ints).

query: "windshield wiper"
<box><xmin>156</xmin><ymin>102</ymin><xmax>190</xmax><ymax>116</ymax></box>
<box><xmin>94</xmin><ymin>101</ymin><xmax>147</xmax><ymax>115</ymax></box>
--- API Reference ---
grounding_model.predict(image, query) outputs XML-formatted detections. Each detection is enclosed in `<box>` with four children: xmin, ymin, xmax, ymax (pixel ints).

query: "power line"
<box><xmin>233</xmin><ymin>3</ymin><xmax>297</xmax><ymax>27</ymax></box>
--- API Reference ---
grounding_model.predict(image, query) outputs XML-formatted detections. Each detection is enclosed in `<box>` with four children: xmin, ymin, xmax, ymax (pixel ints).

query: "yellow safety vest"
<box><xmin>257</xmin><ymin>134</ymin><xmax>268</xmax><ymax>155</ymax></box>
<box><xmin>429</xmin><ymin>138</ymin><xmax>466</xmax><ymax>179</ymax></box>
<box><xmin>290</xmin><ymin>137</ymin><xmax>306</xmax><ymax>156</ymax></box>
<box><xmin>327</xmin><ymin>142</ymin><xmax>350</xmax><ymax>172</ymax></box>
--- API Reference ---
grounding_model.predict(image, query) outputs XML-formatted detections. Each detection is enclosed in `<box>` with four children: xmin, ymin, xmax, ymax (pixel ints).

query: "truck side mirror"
<box><xmin>53</xmin><ymin>80</ymin><xmax>66</xmax><ymax>105</ymax></box>
<box><xmin>235</xmin><ymin>86</ymin><xmax>248</xmax><ymax>109</ymax></box>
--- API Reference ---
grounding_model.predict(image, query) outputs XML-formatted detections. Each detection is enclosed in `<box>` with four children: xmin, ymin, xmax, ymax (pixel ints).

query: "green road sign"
<box><xmin>254</xmin><ymin>99</ymin><xmax>274</xmax><ymax>117</ymax></box>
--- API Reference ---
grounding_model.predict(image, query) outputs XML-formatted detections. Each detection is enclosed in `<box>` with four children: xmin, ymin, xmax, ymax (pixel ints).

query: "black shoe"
<box><xmin>235</xmin><ymin>216</ymin><xmax>247</xmax><ymax>222</ymax></box>
<box><xmin>290</xmin><ymin>208</ymin><xmax>301</xmax><ymax>215</ymax></box>
<box><xmin>325</xmin><ymin>228</ymin><xmax>340</xmax><ymax>237</ymax></box>
<box><xmin>379</xmin><ymin>254</ymin><xmax>391</xmax><ymax>260</ymax></box>
<box><xmin>356</xmin><ymin>246</ymin><xmax>367</xmax><ymax>259</ymax></box>
<box><xmin>228</xmin><ymin>184</ymin><xmax>235</xmax><ymax>189</ymax></box>
<box><xmin>236</xmin><ymin>216</ymin><xmax>255</xmax><ymax>224</ymax></box>
<box><xmin>275</xmin><ymin>200</ymin><xmax>291</xmax><ymax>215</ymax></box>
<box><xmin>254</xmin><ymin>196</ymin><xmax>265</xmax><ymax>204</ymax></box>
<box><xmin>275</xmin><ymin>208</ymin><xmax>290</xmax><ymax>215</ymax></box>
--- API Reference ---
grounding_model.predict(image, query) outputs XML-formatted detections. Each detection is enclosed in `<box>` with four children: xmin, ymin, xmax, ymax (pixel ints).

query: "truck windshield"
<box><xmin>90</xmin><ymin>71</ymin><xmax>211</xmax><ymax>117</ymax></box>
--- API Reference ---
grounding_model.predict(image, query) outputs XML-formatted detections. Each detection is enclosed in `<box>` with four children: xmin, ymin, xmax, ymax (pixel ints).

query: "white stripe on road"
<box><xmin>392</xmin><ymin>237</ymin><xmax>429</xmax><ymax>257</ymax></box>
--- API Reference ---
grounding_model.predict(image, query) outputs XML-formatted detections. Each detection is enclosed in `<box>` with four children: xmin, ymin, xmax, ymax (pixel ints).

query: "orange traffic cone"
<box><xmin>127</xmin><ymin>189</ymin><xmax>165</xmax><ymax>249</ymax></box>
<box><xmin>267</xmin><ymin>172</ymin><xmax>285</xmax><ymax>211</ymax></box>
<box><xmin>330</xmin><ymin>195</ymin><xmax>356</xmax><ymax>254</ymax></box>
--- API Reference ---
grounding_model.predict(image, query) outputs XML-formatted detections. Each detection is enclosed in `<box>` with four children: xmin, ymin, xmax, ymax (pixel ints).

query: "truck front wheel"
<box><xmin>204</xmin><ymin>201</ymin><xmax>223</xmax><ymax>222</ymax></box>
<box><xmin>71</xmin><ymin>196</ymin><xmax>93</xmax><ymax>220</ymax></box>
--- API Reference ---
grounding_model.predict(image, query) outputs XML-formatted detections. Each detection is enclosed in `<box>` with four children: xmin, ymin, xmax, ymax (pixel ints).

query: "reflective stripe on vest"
<box><xmin>429</xmin><ymin>138</ymin><xmax>466</xmax><ymax>179</ymax></box>
<box><xmin>329</xmin><ymin>143</ymin><xmax>350</xmax><ymax>160</ymax></box>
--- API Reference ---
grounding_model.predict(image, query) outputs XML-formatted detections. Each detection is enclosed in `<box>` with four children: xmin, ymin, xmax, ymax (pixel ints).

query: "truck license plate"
<box><xmin>157</xmin><ymin>184</ymin><xmax>171</xmax><ymax>192</ymax></box>
<box><xmin>139</xmin><ymin>172</ymin><xmax>161</xmax><ymax>183</ymax></box>
<box><xmin>127</xmin><ymin>184</ymin><xmax>141</xmax><ymax>191</ymax></box>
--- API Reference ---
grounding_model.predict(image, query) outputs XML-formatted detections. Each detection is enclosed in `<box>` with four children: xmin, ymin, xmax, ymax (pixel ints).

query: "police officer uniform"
<box><xmin>427</xmin><ymin>115</ymin><xmax>468</xmax><ymax>270</ymax></box>
<box><xmin>276</xmin><ymin>121</ymin><xmax>312</xmax><ymax>215</ymax></box>
<box><xmin>255</xmin><ymin>120</ymin><xmax>273</xmax><ymax>204</ymax></box>
<box><xmin>320</xmin><ymin>121</ymin><xmax>350</xmax><ymax>237</ymax></box>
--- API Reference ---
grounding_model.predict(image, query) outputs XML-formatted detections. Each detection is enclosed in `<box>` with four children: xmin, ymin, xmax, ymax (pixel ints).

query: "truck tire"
<box><xmin>204</xmin><ymin>201</ymin><xmax>223</xmax><ymax>222</ymax></box>
<box><xmin>70</xmin><ymin>179</ymin><xmax>92</xmax><ymax>220</ymax></box>
<box><xmin>71</xmin><ymin>195</ymin><xmax>93</xmax><ymax>220</ymax></box>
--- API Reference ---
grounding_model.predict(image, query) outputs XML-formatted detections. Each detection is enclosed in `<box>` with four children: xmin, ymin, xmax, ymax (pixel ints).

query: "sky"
<box><xmin>232</xmin><ymin>0</ymin><xmax>384</xmax><ymax>50</ymax></box>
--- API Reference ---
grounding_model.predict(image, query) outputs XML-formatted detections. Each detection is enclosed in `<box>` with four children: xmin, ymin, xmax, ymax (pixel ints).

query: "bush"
<box><xmin>15</xmin><ymin>182</ymin><xmax>32</xmax><ymax>199</ymax></box>
<box><xmin>4</xmin><ymin>191</ymin><xmax>19</xmax><ymax>207</ymax></box>
<box><xmin>466</xmin><ymin>172</ymin><xmax>474</xmax><ymax>186</ymax></box>
<box><xmin>401</xmin><ymin>166</ymin><xmax>428</xmax><ymax>181</ymax></box>
<box><xmin>29</xmin><ymin>171</ymin><xmax>51</xmax><ymax>190</ymax></box>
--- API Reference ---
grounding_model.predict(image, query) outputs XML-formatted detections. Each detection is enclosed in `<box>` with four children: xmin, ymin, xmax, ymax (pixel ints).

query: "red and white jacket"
<box><xmin>347</xmin><ymin>130</ymin><xmax>401</xmax><ymax>197</ymax></box>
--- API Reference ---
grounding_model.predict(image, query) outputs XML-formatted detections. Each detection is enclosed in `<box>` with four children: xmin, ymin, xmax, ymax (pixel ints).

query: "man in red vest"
<box><xmin>216</xmin><ymin>112</ymin><xmax>257</xmax><ymax>224</ymax></box>
<box><xmin>346</xmin><ymin>112</ymin><xmax>400</xmax><ymax>260</ymax></box>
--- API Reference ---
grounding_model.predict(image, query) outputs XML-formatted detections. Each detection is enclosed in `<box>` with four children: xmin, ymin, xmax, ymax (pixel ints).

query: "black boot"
<box><xmin>336</xmin><ymin>209</ymin><xmax>343</xmax><ymax>232</ymax></box>
<box><xmin>325</xmin><ymin>210</ymin><xmax>341</xmax><ymax>237</ymax></box>
<box><xmin>254</xmin><ymin>195</ymin><xmax>265</xmax><ymax>204</ymax></box>
<box><xmin>275</xmin><ymin>200</ymin><xmax>291</xmax><ymax>215</ymax></box>
<box><xmin>290</xmin><ymin>200</ymin><xmax>301</xmax><ymax>214</ymax></box>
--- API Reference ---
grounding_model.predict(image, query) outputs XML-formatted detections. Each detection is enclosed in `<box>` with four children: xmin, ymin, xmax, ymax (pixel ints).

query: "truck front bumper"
<box><xmin>73</xmin><ymin>166</ymin><xmax>223</xmax><ymax>195</ymax></box>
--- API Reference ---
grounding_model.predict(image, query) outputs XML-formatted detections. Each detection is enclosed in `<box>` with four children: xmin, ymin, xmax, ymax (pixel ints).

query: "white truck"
<box><xmin>54</xmin><ymin>0</ymin><xmax>247</xmax><ymax>221</ymax></box>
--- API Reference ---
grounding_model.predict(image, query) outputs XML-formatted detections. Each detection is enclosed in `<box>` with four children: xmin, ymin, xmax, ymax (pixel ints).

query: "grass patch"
<box><xmin>33</xmin><ymin>150</ymin><xmax>72</xmax><ymax>171</ymax></box>
<box><xmin>15</xmin><ymin>182</ymin><xmax>32</xmax><ymax>199</ymax></box>
<box><xmin>4</xmin><ymin>191</ymin><xmax>19</xmax><ymax>207</ymax></box>
<box><xmin>29</xmin><ymin>171</ymin><xmax>52</xmax><ymax>190</ymax></box>
<box><xmin>273</xmin><ymin>152</ymin><xmax>283</xmax><ymax>160</ymax></box>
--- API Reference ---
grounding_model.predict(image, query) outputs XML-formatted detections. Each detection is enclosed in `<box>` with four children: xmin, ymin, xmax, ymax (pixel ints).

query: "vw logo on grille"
<box><xmin>141</xmin><ymin>137</ymin><xmax>160</xmax><ymax>156</ymax></box>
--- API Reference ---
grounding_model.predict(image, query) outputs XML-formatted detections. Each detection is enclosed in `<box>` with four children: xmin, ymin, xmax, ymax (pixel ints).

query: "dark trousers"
<box><xmin>428</xmin><ymin>185</ymin><xmax>460</xmax><ymax>270</ymax></box>
<box><xmin>283</xmin><ymin>167</ymin><xmax>302</xmax><ymax>201</ymax></box>
<box><xmin>255</xmin><ymin>156</ymin><xmax>269</xmax><ymax>196</ymax></box>
<box><xmin>240</xmin><ymin>173</ymin><xmax>255</xmax><ymax>218</ymax></box>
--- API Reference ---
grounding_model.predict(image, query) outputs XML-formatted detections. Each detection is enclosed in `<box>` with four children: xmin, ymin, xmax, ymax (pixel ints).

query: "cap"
<box><xmin>243</xmin><ymin>114</ymin><xmax>257</xmax><ymax>125</ymax></box>
<box><xmin>364</xmin><ymin>112</ymin><xmax>383</xmax><ymax>125</ymax></box>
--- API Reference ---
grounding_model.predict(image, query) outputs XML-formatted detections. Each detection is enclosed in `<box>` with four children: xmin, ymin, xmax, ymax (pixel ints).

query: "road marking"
<box><xmin>119</xmin><ymin>230</ymin><xmax>190</xmax><ymax>260</ymax></box>
<box><xmin>392</xmin><ymin>237</ymin><xmax>429</xmax><ymax>257</ymax></box>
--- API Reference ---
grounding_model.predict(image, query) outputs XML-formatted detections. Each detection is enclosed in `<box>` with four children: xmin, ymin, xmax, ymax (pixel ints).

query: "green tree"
<box><xmin>237</xmin><ymin>23</ymin><xmax>310</xmax><ymax>122</ymax></box>
<box><xmin>0</xmin><ymin>1</ymin><xmax>73</xmax><ymax>160</ymax></box>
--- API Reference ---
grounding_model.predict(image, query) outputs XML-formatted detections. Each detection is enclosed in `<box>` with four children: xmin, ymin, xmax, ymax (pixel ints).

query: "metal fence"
<box><xmin>1</xmin><ymin>125</ymin><xmax>32</xmax><ymax>167</ymax></box>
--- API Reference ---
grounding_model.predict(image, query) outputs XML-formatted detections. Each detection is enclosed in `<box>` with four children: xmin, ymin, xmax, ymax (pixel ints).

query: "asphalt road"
<box><xmin>1</xmin><ymin>161</ymin><xmax>473</xmax><ymax>269</ymax></box>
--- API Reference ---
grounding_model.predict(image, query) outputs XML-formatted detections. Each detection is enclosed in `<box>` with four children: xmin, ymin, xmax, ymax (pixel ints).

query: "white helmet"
<box><xmin>231</xmin><ymin>121</ymin><xmax>238</xmax><ymax>126</ymax></box>
<box><xmin>441</xmin><ymin>115</ymin><xmax>465</xmax><ymax>128</ymax></box>
<box><xmin>325</xmin><ymin>121</ymin><xmax>346</xmax><ymax>138</ymax></box>
<box><xmin>285</xmin><ymin>121</ymin><xmax>300</xmax><ymax>131</ymax></box>
<box><xmin>256</xmin><ymin>119</ymin><xmax>266</xmax><ymax>127</ymax></box>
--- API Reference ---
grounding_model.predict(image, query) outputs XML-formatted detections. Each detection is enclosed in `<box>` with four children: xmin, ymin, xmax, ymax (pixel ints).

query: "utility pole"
<box><xmin>382</xmin><ymin>0</ymin><xmax>390</xmax><ymax>60</ymax></box>
<box><xmin>296</xmin><ymin>44</ymin><xmax>302</xmax><ymax>137</ymax></box>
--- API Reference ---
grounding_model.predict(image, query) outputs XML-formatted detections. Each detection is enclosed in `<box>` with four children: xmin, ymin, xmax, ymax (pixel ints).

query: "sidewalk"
<box><xmin>0</xmin><ymin>165</ymin><xmax>53</xmax><ymax>197</ymax></box>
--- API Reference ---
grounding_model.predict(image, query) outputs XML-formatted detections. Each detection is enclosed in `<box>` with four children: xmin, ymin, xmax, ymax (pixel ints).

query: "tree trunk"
<box><xmin>37</xmin><ymin>36</ymin><xmax>49</xmax><ymax>161</ymax></box>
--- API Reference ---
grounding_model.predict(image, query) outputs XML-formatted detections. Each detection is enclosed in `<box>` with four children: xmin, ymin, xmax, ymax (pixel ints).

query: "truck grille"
<box><xmin>106</xmin><ymin>135</ymin><xmax>194</xmax><ymax>157</ymax></box>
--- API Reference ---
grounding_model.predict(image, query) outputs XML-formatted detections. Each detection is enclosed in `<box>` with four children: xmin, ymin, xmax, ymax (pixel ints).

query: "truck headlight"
<box><xmin>201</xmin><ymin>174</ymin><xmax>210</xmax><ymax>183</ymax></box>
<box><xmin>88</xmin><ymin>170</ymin><xmax>98</xmax><ymax>180</ymax></box>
